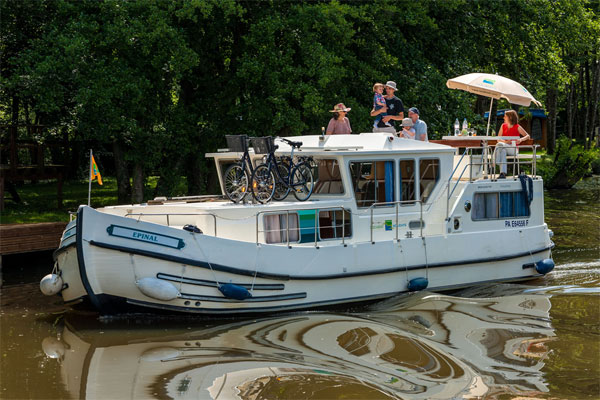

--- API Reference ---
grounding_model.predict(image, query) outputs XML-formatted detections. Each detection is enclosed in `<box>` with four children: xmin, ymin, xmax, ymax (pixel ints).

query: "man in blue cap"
<box><xmin>408</xmin><ymin>107</ymin><xmax>428</xmax><ymax>141</ymax></box>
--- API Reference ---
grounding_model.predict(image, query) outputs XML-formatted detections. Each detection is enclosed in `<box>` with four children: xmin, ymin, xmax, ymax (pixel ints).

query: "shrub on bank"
<box><xmin>538</xmin><ymin>136</ymin><xmax>599</xmax><ymax>189</ymax></box>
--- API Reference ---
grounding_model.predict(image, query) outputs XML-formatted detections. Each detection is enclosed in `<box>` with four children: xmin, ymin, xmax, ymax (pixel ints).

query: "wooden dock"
<box><xmin>0</xmin><ymin>222</ymin><xmax>67</xmax><ymax>255</ymax></box>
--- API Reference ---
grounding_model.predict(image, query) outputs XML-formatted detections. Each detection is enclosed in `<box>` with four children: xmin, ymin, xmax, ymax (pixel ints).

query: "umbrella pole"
<box><xmin>486</xmin><ymin>98</ymin><xmax>494</xmax><ymax>136</ymax></box>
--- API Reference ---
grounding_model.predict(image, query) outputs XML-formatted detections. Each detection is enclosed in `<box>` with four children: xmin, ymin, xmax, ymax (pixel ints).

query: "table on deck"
<box><xmin>430</xmin><ymin>136</ymin><xmax>532</xmax><ymax>177</ymax></box>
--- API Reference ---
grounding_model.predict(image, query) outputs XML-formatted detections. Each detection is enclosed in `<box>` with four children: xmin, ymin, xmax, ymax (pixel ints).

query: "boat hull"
<box><xmin>52</xmin><ymin>206</ymin><xmax>553</xmax><ymax>315</ymax></box>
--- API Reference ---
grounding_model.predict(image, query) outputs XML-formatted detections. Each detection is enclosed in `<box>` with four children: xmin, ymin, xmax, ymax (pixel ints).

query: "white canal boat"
<box><xmin>41</xmin><ymin>132</ymin><xmax>555</xmax><ymax>315</ymax></box>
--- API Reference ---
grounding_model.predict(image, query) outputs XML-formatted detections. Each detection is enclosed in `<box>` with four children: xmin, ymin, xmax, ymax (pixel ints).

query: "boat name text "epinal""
<box><xmin>132</xmin><ymin>232</ymin><xmax>158</xmax><ymax>242</ymax></box>
<box><xmin>505</xmin><ymin>219</ymin><xmax>529</xmax><ymax>228</ymax></box>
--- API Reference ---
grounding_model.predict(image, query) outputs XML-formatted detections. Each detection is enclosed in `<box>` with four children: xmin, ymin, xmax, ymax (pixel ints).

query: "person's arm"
<box><xmin>346</xmin><ymin>118</ymin><xmax>352</xmax><ymax>134</ymax></box>
<box><xmin>326</xmin><ymin>118</ymin><xmax>335</xmax><ymax>135</ymax></box>
<box><xmin>370</xmin><ymin>107</ymin><xmax>387</xmax><ymax>117</ymax></box>
<box><xmin>382</xmin><ymin>114</ymin><xmax>403</xmax><ymax>123</ymax></box>
<box><xmin>416</xmin><ymin>122</ymin><xmax>428</xmax><ymax>141</ymax></box>
<box><xmin>517</xmin><ymin>125</ymin><xmax>530</xmax><ymax>143</ymax></box>
<box><xmin>497</xmin><ymin>124</ymin><xmax>508</xmax><ymax>143</ymax></box>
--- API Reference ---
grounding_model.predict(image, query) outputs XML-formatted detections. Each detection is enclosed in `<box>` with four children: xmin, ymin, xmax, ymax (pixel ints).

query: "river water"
<box><xmin>1</xmin><ymin>178</ymin><xmax>598</xmax><ymax>400</ymax></box>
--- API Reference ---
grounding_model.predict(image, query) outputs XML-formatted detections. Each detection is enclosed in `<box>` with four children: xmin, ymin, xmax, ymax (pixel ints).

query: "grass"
<box><xmin>0</xmin><ymin>177</ymin><xmax>162</xmax><ymax>224</ymax></box>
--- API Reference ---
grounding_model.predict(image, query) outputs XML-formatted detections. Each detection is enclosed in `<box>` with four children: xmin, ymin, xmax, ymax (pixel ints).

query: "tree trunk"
<box><xmin>587</xmin><ymin>57</ymin><xmax>600</xmax><ymax>148</ymax></box>
<box><xmin>113</xmin><ymin>140</ymin><xmax>131</xmax><ymax>203</ymax></box>
<box><xmin>11</xmin><ymin>95</ymin><xmax>19</xmax><ymax>126</ymax></box>
<box><xmin>566</xmin><ymin>81</ymin><xmax>574</xmax><ymax>139</ymax></box>
<box><xmin>186</xmin><ymin>155</ymin><xmax>203</xmax><ymax>196</ymax></box>
<box><xmin>546</xmin><ymin>88</ymin><xmax>557</xmax><ymax>154</ymax></box>
<box><xmin>132</xmin><ymin>162</ymin><xmax>144</xmax><ymax>204</ymax></box>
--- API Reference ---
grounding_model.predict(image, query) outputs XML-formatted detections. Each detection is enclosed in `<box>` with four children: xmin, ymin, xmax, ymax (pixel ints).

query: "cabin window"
<box><xmin>419</xmin><ymin>159</ymin><xmax>440</xmax><ymax>203</ymax></box>
<box><xmin>319</xmin><ymin>210</ymin><xmax>352</xmax><ymax>240</ymax></box>
<box><xmin>472</xmin><ymin>191</ymin><xmax>531</xmax><ymax>221</ymax></box>
<box><xmin>312</xmin><ymin>159</ymin><xmax>344</xmax><ymax>195</ymax></box>
<box><xmin>264</xmin><ymin>213</ymin><xmax>300</xmax><ymax>244</ymax></box>
<box><xmin>399</xmin><ymin>160</ymin><xmax>416</xmax><ymax>204</ymax></box>
<box><xmin>350</xmin><ymin>161</ymin><xmax>395</xmax><ymax>208</ymax></box>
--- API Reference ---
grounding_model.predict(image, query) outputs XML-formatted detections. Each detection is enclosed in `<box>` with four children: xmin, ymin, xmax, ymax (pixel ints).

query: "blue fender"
<box><xmin>408</xmin><ymin>277</ymin><xmax>429</xmax><ymax>292</ymax></box>
<box><xmin>219</xmin><ymin>283</ymin><xmax>252</xmax><ymax>300</ymax></box>
<box><xmin>535</xmin><ymin>259</ymin><xmax>555</xmax><ymax>275</ymax></box>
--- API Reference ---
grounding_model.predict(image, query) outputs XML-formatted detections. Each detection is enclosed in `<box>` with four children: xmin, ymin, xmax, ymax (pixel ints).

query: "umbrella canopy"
<box><xmin>447</xmin><ymin>73</ymin><xmax>541</xmax><ymax>107</ymax></box>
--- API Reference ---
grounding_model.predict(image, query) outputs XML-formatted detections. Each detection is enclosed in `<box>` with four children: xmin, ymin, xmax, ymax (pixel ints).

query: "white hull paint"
<box><xmin>49</xmin><ymin>134</ymin><xmax>554</xmax><ymax>314</ymax></box>
<box><xmin>54</xmin><ymin>204</ymin><xmax>551</xmax><ymax>314</ymax></box>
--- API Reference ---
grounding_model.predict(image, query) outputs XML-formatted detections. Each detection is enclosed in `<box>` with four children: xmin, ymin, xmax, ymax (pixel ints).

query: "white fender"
<box><xmin>140</xmin><ymin>347</ymin><xmax>182</xmax><ymax>362</ymax></box>
<box><xmin>42</xmin><ymin>337</ymin><xmax>66</xmax><ymax>359</ymax></box>
<box><xmin>40</xmin><ymin>274</ymin><xmax>63</xmax><ymax>296</ymax></box>
<box><xmin>136</xmin><ymin>277</ymin><xmax>180</xmax><ymax>301</ymax></box>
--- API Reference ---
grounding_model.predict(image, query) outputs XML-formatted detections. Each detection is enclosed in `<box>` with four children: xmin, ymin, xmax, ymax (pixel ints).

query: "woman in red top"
<box><xmin>495</xmin><ymin>109</ymin><xmax>530</xmax><ymax>178</ymax></box>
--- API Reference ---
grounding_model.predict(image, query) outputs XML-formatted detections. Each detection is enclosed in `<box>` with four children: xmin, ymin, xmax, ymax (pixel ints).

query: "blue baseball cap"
<box><xmin>409</xmin><ymin>107</ymin><xmax>420</xmax><ymax>115</ymax></box>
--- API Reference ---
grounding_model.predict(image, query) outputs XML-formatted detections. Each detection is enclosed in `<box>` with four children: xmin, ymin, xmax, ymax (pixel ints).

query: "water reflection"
<box><xmin>42</xmin><ymin>292</ymin><xmax>555</xmax><ymax>399</ymax></box>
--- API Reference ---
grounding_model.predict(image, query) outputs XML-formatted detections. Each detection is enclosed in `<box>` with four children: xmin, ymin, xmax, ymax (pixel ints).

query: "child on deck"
<box><xmin>372</xmin><ymin>83</ymin><xmax>391</xmax><ymax>128</ymax></box>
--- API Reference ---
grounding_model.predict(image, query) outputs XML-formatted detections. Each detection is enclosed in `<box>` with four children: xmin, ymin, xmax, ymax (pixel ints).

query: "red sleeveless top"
<box><xmin>501</xmin><ymin>123</ymin><xmax>521</xmax><ymax>145</ymax></box>
<box><xmin>501</xmin><ymin>123</ymin><xmax>520</xmax><ymax>137</ymax></box>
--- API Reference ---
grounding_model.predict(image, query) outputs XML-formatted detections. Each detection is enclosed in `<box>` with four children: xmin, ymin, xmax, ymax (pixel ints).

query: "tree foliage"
<box><xmin>1</xmin><ymin>0</ymin><xmax>598</xmax><ymax>198</ymax></box>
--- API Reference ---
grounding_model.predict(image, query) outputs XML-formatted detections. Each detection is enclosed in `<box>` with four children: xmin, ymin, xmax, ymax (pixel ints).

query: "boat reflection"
<box><xmin>42</xmin><ymin>291</ymin><xmax>555</xmax><ymax>399</ymax></box>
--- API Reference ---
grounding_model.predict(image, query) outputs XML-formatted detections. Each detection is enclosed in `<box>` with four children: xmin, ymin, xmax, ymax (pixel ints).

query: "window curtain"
<box><xmin>514</xmin><ymin>191</ymin><xmax>530</xmax><ymax>217</ymax></box>
<box><xmin>385</xmin><ymin>161</ymin><xmax>394</xmax><ymax>203</ymax></box>
<box><xmin>264</xmin><ymin>214</ymin><xmax>281</xmax><ymax>243</ymax></box>
<box><xmin>499</xmin><ymin>192</ymin><xmax>513</xmax><ymax>218</ymax></box>
<box><xmin>473</xmin><ymin>193</ymin><xmax>486</xmax><ymax>220</ymax></box>
<box><xmin>484</xmin><ymin>193</ymin><xmax>498</xmax><ymax>219</ymax></box>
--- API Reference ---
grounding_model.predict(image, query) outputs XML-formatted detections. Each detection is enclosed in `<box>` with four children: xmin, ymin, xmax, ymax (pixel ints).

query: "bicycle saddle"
<box><xmin>280</xmin><ymin>138</ymin><xmax>303</xmax><ymax>149</ymax></box>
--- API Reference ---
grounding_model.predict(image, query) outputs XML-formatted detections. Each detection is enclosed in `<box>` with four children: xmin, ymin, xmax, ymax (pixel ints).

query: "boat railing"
<box><xmin>255</xmin><ymin>207</ymin><xmax>348</xmax><ymax>248</ymax></box>
<box><xmin>369</xmin><ymin>200</ymin><xmax>423</xmax><ymax>242</ymax></box>
<box><xmin>124</xmin><ymin>212</ymin><xmax>218</xmax><ymax>236</ymax></box>
<box><xmin>490</xmin><ymin>144</ymin><xmax>539</xmax><ymax>179</ymax></box>
<box><xmin>446</xmin><ymin>147</ymin><xmax>485</xmax><ymax>218</ymax></box>
<box><xmin>446</xmin><ymin>144</ymin><xmax>539</xmax><ymax>219</ymax></box>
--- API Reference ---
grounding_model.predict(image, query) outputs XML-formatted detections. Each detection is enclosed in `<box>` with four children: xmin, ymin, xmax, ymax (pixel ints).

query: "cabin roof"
<box><xmin>206</xmin><ymin>133</ymin><xmax>455</xmax><ymax>158</ymax></box>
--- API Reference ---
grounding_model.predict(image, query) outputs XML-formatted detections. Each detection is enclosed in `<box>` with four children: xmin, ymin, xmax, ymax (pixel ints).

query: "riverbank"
<box><xmin>0</xmin><ymin>176</ymin><xmax>186</xmax><ymax>224</ymax></box>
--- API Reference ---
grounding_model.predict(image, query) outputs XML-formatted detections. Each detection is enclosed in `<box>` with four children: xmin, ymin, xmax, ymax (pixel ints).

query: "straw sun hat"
<box><xmin>329</xmin><ymin>103</ymin><xmax>351</xmax><ymax>112</ymax></box>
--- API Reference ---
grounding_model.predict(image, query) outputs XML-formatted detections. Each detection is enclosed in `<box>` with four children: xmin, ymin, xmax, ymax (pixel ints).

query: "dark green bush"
<box><xmin>538</xmin><ymin>136</ymin><xmax>599</xmax><ymax>188</ymax></box>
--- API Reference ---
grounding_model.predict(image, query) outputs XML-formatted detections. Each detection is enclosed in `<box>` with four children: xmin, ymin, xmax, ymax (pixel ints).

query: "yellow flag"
<box><xmin>91</xmin><ymin>155</ymin><xmax>103</xmax><ymax>185</ymax></box>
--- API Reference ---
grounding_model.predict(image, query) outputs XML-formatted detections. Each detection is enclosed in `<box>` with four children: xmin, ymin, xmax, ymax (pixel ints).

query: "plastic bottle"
<box><xmin>462</xmin><ymin>118</ymin><xmax>468</xmax><ymax>135</ymax></box>
<box><xmin>454</xmin><ymin>119</ymin><xmax>460</xmax><ymax>136</ymax></box>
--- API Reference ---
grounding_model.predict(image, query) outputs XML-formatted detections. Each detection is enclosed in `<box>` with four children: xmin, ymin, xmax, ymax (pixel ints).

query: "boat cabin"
<box><xmin>205</xmin><ymin>133</ymin><xmax>457</xmax><ymax>244</ymax></box>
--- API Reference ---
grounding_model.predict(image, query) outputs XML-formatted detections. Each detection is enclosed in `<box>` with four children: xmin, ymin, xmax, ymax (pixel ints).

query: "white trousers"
<box><xmin>495</xmin><ymin>142</ymin><xmax>517</xmax><ymax>174</ymax></box>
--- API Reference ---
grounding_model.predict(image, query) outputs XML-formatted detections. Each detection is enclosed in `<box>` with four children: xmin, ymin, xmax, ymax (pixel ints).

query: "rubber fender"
<box><xmin>535</xmin><ymin>259</ymin><xmax>555</xmax><ymax>275</ymax></box>
<box><xmin>408</xmin><ymin>277</ymin><xmax>429</xmax><ymax>292</ymax></box>
<box><xmin>136</xmin><ymin>277</ymin><xmax>180</xmax><ymax>301</ymax></box>
<box><xmin>219</xmin><ymin>283</ymin><xmax>252</xmax><ymax>300</ymax></box>
<box><xmin>42</xmin><ymin>337</ymin><xmax>66</xmax><ymax>359</ymax></box>
<box><xmin>40</xmin><ymin>274</ymin><xmax>63</xmax><ymax>296</ymax></box>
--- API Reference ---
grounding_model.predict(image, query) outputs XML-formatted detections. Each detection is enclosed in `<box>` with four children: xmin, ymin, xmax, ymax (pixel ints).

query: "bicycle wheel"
<box><xmin>291</xmin><ymin>162</ymin><xmax>314</xmax><ymax>201</ymax></box>
<box><xmin>251</xmin><ymin>164</ymin><xmax>276</xmax><ymax>204</ymax></box>
<box><xmin>223</xmin><ymin>164</ymin><xmax>249</xmax><ymax>203</ymax></box>
<box><xmin>272</xmin><ymin>163</ymin><xmax>291</xmax><ymax>201</ymax></box>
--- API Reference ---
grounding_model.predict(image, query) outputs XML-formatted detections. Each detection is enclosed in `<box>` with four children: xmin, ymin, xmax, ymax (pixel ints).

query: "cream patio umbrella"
<box><xmin>446</xmin><ymin>73</ymin><xmax>541</xmax><ymax>135</ymax></box>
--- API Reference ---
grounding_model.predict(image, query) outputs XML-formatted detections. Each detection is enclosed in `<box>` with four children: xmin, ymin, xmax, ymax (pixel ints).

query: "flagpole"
<box><xmin>88</xmin><ymin>149</ymin><xmax>92</xmax><ymax>206</ymax></box>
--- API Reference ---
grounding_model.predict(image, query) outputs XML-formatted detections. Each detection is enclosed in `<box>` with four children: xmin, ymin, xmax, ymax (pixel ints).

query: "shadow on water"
<box><xmin>1</xmin><ymin>178</ymin><xmax>598</xmax><ymax>399</ymax></box>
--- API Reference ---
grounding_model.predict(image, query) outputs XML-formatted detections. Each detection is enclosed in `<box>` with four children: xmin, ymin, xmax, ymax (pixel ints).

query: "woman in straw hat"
<box><xmin>326</xmin><ymin>103</ymin><xmax>352</xmax><ymax>135</ymax></box>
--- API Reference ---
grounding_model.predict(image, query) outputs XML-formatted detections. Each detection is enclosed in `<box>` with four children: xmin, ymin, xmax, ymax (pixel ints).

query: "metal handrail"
<box><xmin>255</xmin><ymin>206</ymin><xmax>348</xmax><ymax>247</ymax></box>
<box><xmin>124</xmin><ymin>212</ymin><xmax>218</xmax><ymax>236</ymax></box>
<box><xmin>445</xmin><ymin>144</ymin><xmax>540</xmax><ymax>219</ymax></box>
<box><xmin>490</xmin><ymin>144</ymin><xmax>539</xmax><ymax>179</ymax></box>
<box><xmin>368</xmin><ymin>200</ymin><xmax>423</xmax><ymax>242</ymax></box>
